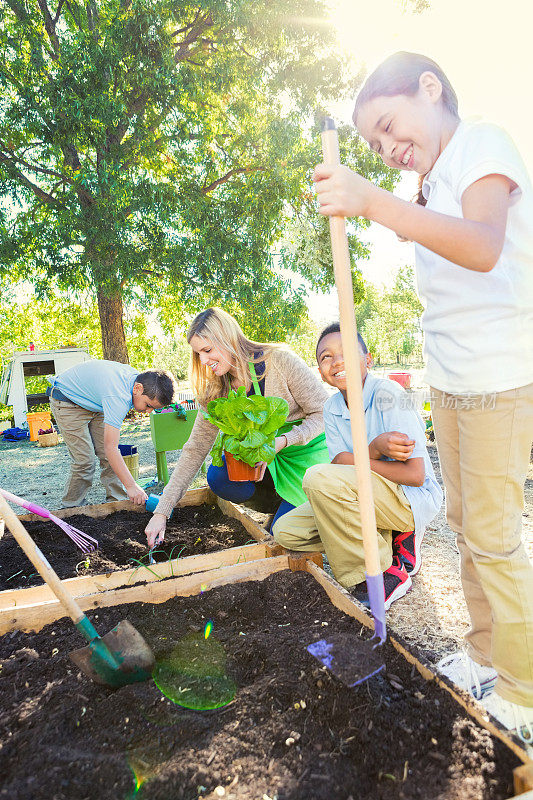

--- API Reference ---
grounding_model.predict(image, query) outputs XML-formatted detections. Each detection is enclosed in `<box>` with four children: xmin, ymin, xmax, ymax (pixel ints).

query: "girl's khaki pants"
<box><xmin>431</xmin><ymin>383</ymin><xmax>533</xmax><ymax>706</ymax></box>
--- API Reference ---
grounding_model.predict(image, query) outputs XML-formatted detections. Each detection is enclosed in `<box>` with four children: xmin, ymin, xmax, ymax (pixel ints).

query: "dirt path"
<box><xmin>1</xmin><ymin>418</ymin><xmax>531</xmax><ymax>664</ymax></box>
<box><xmin>0</xmin><ymin>417</ymin><xmax>196</xmax><ymax>509</ymax></box>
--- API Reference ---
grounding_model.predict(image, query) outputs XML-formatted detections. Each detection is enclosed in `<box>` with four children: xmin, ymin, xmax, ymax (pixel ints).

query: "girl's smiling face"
<box><xmin>355</xmin><ymin>72</ymin><xmax>456</xmax><ymax>176</ymax></box>
<box><xmin>189</xmin><ymin>333</ymin><xmax>236</xmax><ymax>378</ymax></box>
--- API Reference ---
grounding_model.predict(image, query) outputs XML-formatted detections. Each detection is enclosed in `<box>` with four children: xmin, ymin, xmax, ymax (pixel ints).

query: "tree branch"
<box><xmin>63</xmin><ymin>0</ymin><xmax>83</xmax><ymax>31</ymax></box>
<box><xmin>201</xmin><ymin>166</ymin><xmax>265</xmax><ymax>194</ymax></box>
<box><xmin>0</xmin><ymin>155</ymin><xmax>64</xmax><ymax>208</ymax></box>
<box><xmin>0</xmin><ymin>140</ymin><xmax>67</xmax><ymax>181</ymax></box>
<box><xmin>35</xmin><ymin>0</ymin><xmax>61</xmax><ymax>58</ymax></box>
<box><xmin>171</xmin><ymin>7</ymin><xmax>203</xmax><ymax>37</ymax></box>
<box><xmin>174</xmin><ymin>11</ymin><xmax>214</xmax><ymax>63</ymax></box>
<box><xmin>4</xmin><ymin>0</ymin><xmax>31</xmax><ymax>25</ymax></box>
<box><xmin>53</xmin><ymin>0</ymin><xmax>65</xmax><ymax>23</ymax></box>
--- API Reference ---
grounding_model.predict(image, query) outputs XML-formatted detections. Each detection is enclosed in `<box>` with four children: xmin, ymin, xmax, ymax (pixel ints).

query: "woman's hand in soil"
<box><xmin>313</xmin><ymin>164</ymin><xmax>377</xmax><ymax>219</ymax></box>
<box><xmin>127</xmin><ymin>482</ymin><xmax>149</xmax><ymax>505</ymax></box>
<box><xmin>369</xmin><ymin>432</ymin><xmax>415</xmax><ymax>462</ymax></box>
<box><xmin>145</xmin><ymin>513</ymin><xmax>167</xmax><ymax>547</ymax></box>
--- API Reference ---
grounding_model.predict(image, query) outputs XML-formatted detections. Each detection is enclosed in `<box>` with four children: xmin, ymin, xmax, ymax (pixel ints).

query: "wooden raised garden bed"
<box><xmin>0</xmin><ymin>487</ymin><xmax>290</xmax><ymax>635</ymax></box>
<box><xmin>0</xmin><ymin>551</ymin><xmax>531</xmax><ymax>800</ymax></box>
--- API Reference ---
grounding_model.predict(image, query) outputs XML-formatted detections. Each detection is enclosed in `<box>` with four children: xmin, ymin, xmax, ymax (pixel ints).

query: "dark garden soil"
<box><xmin>0</xmin><ymin>570</ymin><xmax>522</xmax><ymax>800</ymax></box>
<box><xmin>0</xmin><ymin>505</ymin><xmax>255</xmax><ymax>591</ymax></box>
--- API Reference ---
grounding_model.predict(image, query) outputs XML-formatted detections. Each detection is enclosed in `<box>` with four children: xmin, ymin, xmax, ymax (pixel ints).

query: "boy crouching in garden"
<box><xmin>273</xmin><ymin>323</ymin><xmax>442</xmax><ymax>610</ymax></box>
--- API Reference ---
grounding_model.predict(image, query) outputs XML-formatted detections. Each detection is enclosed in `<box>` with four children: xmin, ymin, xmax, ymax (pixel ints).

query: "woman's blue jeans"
<box><xmin>207</xmin><ymin>457</ymin><xmax>294</xmax><ymax>528</ymax></box>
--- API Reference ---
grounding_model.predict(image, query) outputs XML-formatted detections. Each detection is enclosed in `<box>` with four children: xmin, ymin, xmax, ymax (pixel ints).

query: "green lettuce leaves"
<box><xmin>203</xmin><ymin>386</ymin><xmax>289</xmax><ymax>467</ymax></box>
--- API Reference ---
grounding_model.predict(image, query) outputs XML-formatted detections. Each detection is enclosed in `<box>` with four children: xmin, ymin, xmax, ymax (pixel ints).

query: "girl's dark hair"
<box><xmin>316</xmin><ymin>323</ymin><xmax>368</xmax><ymax>359</ymax></box>
<box><xmin>353</xmin><ymin>51</ymin><xmax>459</xmax><ymax>127</ymax></box>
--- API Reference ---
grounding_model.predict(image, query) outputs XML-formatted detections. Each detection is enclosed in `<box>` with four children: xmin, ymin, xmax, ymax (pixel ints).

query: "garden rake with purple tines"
<box><xmin>0</xmin><ymin>488</ymin><xmax>98</xmax><ymax>553</ymax></box>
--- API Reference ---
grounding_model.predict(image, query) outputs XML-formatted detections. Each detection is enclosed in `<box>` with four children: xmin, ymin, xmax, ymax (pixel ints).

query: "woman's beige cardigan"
<box><xmin>154</xmin><ymin>347</ymin><xmax>329</xmax><ymax>518</ymax></box>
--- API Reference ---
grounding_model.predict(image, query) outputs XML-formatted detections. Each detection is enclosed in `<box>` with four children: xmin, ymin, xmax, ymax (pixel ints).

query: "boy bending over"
<box><xmin>48</xmin><ymin>360</ymin><xmax>175</xmax><ymax>508</ymax></box>
<box><xmin>273</xmin><ymin>324</ymin><xmax>442</xmax><ymax>609</ymax></box>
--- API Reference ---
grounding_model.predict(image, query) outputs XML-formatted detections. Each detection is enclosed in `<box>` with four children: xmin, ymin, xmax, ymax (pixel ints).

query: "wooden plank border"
<box><xmin>304</xmin><ymin>561</ymin><xmax>533</xmax><ymax>778</ymax></box>
<box><xmin>14</xmin><ymin>486</ymin><xmax>214</xmax><ymax>524</ymax></box>
<box><xmin>0</xmin><ymin>542</ymin><xmax>270</xmax><ymax>611</ymax></box>
<box><xmin>513</xmin><ymin>765</ymin><xmax>533</xmax><ymax>797</ymax></box>
<box><xmin>12</xmin><ymin>489</ymin><xmax>272</xmax><ymax>545</ymax></box>
<box><xmin>1</xmin><ymin>554</ymin><xmax>292</xmax><ymax>634</ymax></box>
<box><xmin>0</xmin><ymin>488</ymin><xmax>282</xmax><ymax>632</ymax></box>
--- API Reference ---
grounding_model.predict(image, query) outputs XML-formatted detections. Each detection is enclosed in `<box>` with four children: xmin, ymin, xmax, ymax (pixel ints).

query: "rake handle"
<box><xmin>321</xmin><ymin>118</ymin><xmax>381</xmax><ymax>577</ymax></box>
<box><xmin>0</xmin><ymin>488</ymin><xmax>50</xmax><ymax>519</ymax></box>
<box><xmin>0</xmin><ymin>492</ymin><xmax>86</xmax><ymax>624</ymax></box>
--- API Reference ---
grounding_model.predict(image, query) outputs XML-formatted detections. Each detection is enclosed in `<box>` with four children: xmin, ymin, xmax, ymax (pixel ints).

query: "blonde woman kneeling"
<box><xmin>145</xmin><ymin>307</ymin><xmax>330</xmax><ymax>547</ymax></box>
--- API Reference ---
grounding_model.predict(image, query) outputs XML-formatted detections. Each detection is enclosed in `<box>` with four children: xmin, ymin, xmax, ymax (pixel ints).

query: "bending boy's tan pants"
<box><xmin>272</xmin><ymin>463</ymin><xmax>414</xmax><ymax>589</ymax></box>
<box><xmin>51</xmin><ymin>398</ymin><xmax>127</xmax><ymax>507</ymax></box>
<box><xmin>431</xmin><ymin>384</ymin><xmax>533</xmax><ymax>706</ymax></box>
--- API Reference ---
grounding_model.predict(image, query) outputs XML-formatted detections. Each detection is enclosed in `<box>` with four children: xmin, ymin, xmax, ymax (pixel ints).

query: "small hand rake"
<box><xmin>0</xmin><ymin>492</ymin><xmax>154</xmax><ymax>688</ymax></box>
<box><xmin>306</xmin><ymin>118</ymin><xmax>387</xmax><ymax>687</ymax></box>
<box><xmin>0</xmin><ymin>488</ymin><xmax>98</xmax><ymax>553</ymax></box>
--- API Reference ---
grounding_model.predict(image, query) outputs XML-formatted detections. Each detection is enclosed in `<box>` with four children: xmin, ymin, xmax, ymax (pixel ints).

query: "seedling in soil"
<box><xmin>6</xmin><ymin>570</ymin><xmax>24</xmax><ymax>583</ymax></box>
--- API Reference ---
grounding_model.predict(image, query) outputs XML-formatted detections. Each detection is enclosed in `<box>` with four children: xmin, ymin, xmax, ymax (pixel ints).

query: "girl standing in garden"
<box><xmin>313</xmin><ymin>51</ymin><xmax>533</xmax><ymax>743</ymax></box>
<box><xmin>145</xmin><ymin>307</ymin><xmax>330</xmax><ymax>546</ymax></box>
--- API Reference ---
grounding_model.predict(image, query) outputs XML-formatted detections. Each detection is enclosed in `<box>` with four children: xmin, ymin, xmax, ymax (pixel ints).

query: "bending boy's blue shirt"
<box><xmin>324</xmin><ymin>373</ymin><xmax>443</xmax><ymax>536</ymax></box>
<box><xmin>53</xmin><ymin>360</ymin><xmax>139</xmax><ymax>429</ymax></box>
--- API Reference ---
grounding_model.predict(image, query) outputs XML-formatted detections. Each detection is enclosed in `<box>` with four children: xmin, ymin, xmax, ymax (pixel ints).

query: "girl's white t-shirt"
<box><xmin>416</xmin><ymin>118</ymin><xmax>533</xmax><ymax>394</ymax></box>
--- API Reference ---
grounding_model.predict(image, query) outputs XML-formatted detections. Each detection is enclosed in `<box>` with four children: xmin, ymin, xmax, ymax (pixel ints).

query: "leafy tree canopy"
<box><xmin>0</xmin><ymin>0</ymin><xmax>398</xmax><ymax>360</ymax></box>
<box><xmin>360</xmin><ymin>266</ymin><xmax>424</xmax><ymax>364</ymax></box>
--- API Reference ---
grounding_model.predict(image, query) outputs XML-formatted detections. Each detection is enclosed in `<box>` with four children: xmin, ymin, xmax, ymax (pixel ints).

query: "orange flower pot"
<box><xmin>224</xmin><ymin>452</ymin><xmax>262</xmax><ymax>482</ymax></box>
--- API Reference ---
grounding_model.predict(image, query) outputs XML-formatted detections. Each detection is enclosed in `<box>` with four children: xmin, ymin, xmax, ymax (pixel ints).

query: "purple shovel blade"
<box><xmin>366</xmin><ymin>572</ymin><xmax>386</xmax><ymax>644</ymax></box>
<box><xmin>307</xmin><ymin>632</ymin><xmax>385</xmax><ymax>687</ymax></box>
<box><xmin>306</xmin><ymin>573</ymin><xmax>387</xmax><ymax>687</ymax></box>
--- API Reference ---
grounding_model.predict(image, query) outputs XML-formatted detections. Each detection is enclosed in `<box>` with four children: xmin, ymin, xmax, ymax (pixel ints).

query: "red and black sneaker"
<box><xmin>392</xmin><ymin>528</ymin><xmax>425</xmax><ymax>577</ymax></box>
<box><xmin>351</xmin><ymin>556</ymin><xmax>412</xmax><ymax>611</ymax></box>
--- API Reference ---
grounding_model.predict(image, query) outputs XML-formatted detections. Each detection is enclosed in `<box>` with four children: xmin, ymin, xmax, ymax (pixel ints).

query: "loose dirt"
<box><xmin>0</xmin><ymin>505</ymin><xmax>254</xmax><ymax>591</ymax></box>
<box><xmin>0</xmin><ymin>570</ymin><xmax>521</xmax><ymax>800</ymax></box>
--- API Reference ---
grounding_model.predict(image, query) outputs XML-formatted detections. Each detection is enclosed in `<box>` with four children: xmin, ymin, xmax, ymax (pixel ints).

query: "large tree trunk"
<box><xmin>96</xmin><ymin>287</ymin><xmax>129</xmax><ymax>363</ymax></box>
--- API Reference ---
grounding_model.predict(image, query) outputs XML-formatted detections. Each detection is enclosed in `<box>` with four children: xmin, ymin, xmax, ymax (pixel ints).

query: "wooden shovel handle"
<box><xmin>0</xmin><ymin>492</ymin><xmax>86</xmax><ymax>624</ymax></box>
<box><xmin>321</xmin><ymin>119</ymin><xmax>381</xmax><ymax>577</ymax></box>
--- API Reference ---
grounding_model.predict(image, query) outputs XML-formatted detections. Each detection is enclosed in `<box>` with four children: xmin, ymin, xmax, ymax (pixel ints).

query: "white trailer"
<box><xmin>0</xmin><ymin>348</ymin><xmax>92</xmax><ymax>428</ymax></box>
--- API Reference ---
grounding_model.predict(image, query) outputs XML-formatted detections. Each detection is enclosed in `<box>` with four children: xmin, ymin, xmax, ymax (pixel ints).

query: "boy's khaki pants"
<box><xmin>272</xmin><ymin>463</ymin><xmax>414</xmax><ymax>589</ymax></box>
<box><xmin>51</xmin><ymin>398</ymin><xmax>127</xmax><ymax>507</ymax></box>
<box><xmin>431</xmin><ymin>383</ymin><xmax>533</xmax><ymax>706</ymax></box>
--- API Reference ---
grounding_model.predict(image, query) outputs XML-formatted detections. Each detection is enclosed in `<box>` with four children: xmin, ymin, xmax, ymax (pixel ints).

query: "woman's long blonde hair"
<box><xmin>187</xmin><ymin>308</ymin><xmax>279</xmax><ymax>405</ymax></box>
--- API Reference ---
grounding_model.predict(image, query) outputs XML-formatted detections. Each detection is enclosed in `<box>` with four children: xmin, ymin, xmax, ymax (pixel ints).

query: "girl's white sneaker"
<box><xmin>481</xmin><ymin>692</ymin><xmax>533</xmax><ymax>747</ymax></box>
<box><xmin>436</xmin><ymin>651</ymin><xmax>497</xmax><ymax>699</ymax></box>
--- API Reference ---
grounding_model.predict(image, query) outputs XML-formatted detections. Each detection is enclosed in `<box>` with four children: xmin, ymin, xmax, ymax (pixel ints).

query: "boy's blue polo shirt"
<box><xmin>323</xmin><ymin>373</ymin><xmax>442</xmax><ymax>537</ymax></box>
<box><xmin>52</xmin><ymin>360</ymin><xmax>139</xmax><ymax>429</ymax></box>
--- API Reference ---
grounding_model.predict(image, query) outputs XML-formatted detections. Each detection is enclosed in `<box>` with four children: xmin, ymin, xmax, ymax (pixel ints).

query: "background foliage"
<box><xmin>0</xmin><ymin>0</ymin><xmax>397</xmax><ymax>362</ymax></box>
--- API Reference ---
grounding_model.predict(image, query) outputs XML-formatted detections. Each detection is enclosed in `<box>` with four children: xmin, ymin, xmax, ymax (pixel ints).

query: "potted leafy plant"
<box><xmin>204</xmin><ymin>387</ymin><xmax>289</xmax><ymax>481</ymax></box>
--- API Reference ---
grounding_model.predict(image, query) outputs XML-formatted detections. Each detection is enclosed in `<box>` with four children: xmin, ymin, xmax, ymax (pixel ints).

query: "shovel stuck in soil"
<box><xmin>0</xmin><ymin>492</ymin><xmax>155</xmax><ymax>688</ymax></box>
<box><xmin>306</xmin><ymin>118</ymin><xmax>386</xmax><ymax>687</ymax></box>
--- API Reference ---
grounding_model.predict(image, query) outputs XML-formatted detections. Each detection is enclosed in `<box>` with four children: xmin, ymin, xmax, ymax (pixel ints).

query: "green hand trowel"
<box><xmin>0</xmin><ymin>492</ymin><xmax>154</xmax><ymax>688</ymax></box>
